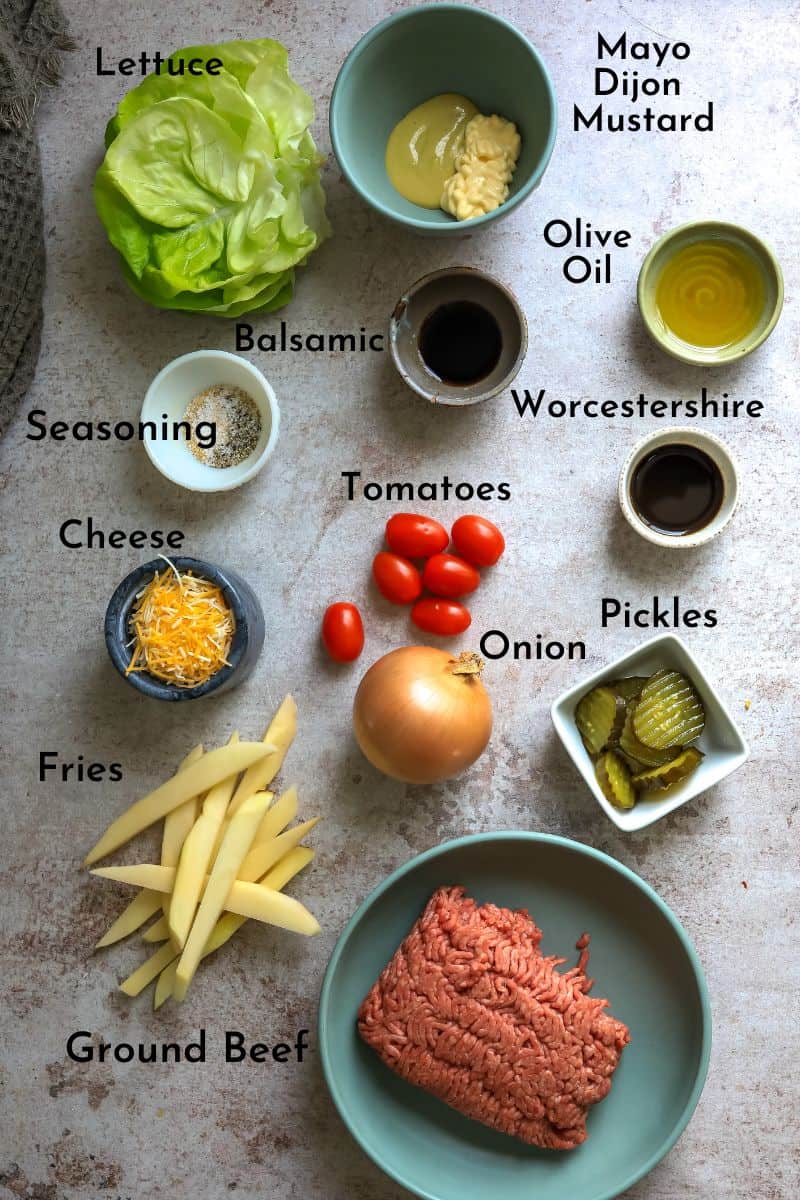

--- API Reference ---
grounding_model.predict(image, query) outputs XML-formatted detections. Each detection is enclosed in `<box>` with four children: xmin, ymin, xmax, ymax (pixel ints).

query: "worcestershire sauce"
<box><xmin>419</xmin><ymin>301</ymin><xmax>502</xmax><ymax>385</ymax></box>
<box><xmin>631</xmin><ymin>444</ymin><xmax>723</xmax><ymax>536</ymax></box>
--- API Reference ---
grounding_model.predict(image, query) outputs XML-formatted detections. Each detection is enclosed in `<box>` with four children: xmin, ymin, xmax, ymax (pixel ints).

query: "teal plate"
<box><xmin>319</xmin><ymin>832</ymin><xmax>711</xmax><ymax>1200</ymax></box>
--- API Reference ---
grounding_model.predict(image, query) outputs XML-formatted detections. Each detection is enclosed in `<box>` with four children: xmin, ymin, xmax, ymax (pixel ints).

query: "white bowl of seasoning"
<box><xmin>141</xmin><ymin>350</ymin><xmax>280</xmax><ymax>493</ymax></box>
<box><xmin>618</xmin><ymin>427</ymin><xmax>739</xmax><ymax>548</ymax></box>
<box><xmin>389</xmin><ymin>267</ymin><xmax>527</xmax><ymax>405</ymax></box>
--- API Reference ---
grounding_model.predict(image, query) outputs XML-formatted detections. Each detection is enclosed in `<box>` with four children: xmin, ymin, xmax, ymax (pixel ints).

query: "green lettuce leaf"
<box><xmin>94</xmin><ymin>39</ymin><xmax>330</xmax><ymax>317</ymax></box>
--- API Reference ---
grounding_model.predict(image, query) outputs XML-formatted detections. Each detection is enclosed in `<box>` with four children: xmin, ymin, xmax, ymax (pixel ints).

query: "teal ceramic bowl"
<box><xmin>320</xmin><ymin>832</ymin><xmax>711</xmax><ymax>1200</ymax></box>
<box><xmin>330</xmin><ymin>4</ymin><xmax>557</xmax><ymax>234</ymax></box>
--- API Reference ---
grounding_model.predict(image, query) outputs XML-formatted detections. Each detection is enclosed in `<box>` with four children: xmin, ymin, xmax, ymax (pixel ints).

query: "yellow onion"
<box><xmin>352</xmin><ymin>647</ymin><xmax>492</xmax><ymax>784</ymax></box>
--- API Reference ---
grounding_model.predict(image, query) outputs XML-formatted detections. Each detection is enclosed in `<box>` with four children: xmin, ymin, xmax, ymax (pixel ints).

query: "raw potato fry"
<box><xmin>94</xmin><ymin>859</ymin><xmax>318</xmax><ymax>928</ymax></box>
<box><xmin>226</xmin><ymin>882</ymin><xmax>320</xmax><ymax>935</ymax></box>
<box><xmin>259</xmin><ymin>845</ymin><xmax>315</xmax><ymax>892</ymax></box>
<box><xmin>95</xmin><ymin>889</ymin><xmax>162</xmax><ymax>949</ymax></box>
<box><xmin>88</xmin><ymin>701</ymin><xmax>321</xmax><ymax>1010</ymax></box>
<box><xmin>142</xmin><ymin>915</ymin><xmax>170</xmax><ymax>944</ymax></box>
<box><xmin>93</xmin><ymin>817</ymin><xmax>321</xmax><ymax>896</ymax></box>
<box><xmin>94</xmin><ymin>744</ymin><xmax>204</xmax><ymax>947</ymax></box>
<box><xmin>163</xmin><ymin>848</ymin><xmax>316</xmax><ymax>1003</ymax></box>
<box><xmin>93</xmin><ymin>864</ymin><xmax>179</xmax><ymax>891</ymax></box>
<box><xmin>83</xmin><ymin>741</ymin><xmax>275</xmax><ymax>866</ymax></box>
<box><xmin>169</xmin><ymin>733</ymin><xmax>241</xmax><ymax>950</ymax></box>
<box><xmin>175</xmin><ymin>790</ymin><xmax>270</xmax><ymax>1001</ymax></box>
<box><xmin>227</xmin><ymin>695</ymin><xmax>297</xmax><ymax>817</ymax></box>
<box><xmin>160</xmin><ymin>743</ymin><xmax>207</xmax><ymax>919</ymax></box>
<box><xmin>119</xmin><ymin>942</ymin><xmax>177</xmax><ymax>997</ymax></box>
<box><xmin>210</xmin><ymin>794</ymin><xmax>273</xmax><ymax>863</ymax></box>
<box><xmin>154</xmin><ymin>960</ymin><xmax>178</xmax><ymax>1010</ymax></box>
<box><xmin>252</xmin><ymin>787</ymin><xmax>298</xmax><ymax>847</ymax></box>
<box><xmin>205</xmin><ymin>847</ymin><xmax>315</xmax><ymax>956</ymax></box>
<box><xmin>239</xmin><ymin>817</ymin><xmax>320</xmax><ymax>882</ymax></box>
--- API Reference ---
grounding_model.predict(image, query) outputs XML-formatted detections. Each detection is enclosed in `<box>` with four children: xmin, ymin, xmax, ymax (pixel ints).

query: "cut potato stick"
<box><xmin>161</xmin><ymin>800</ymin><xmax>199</xmax><ymax>874</ymax></box>
<box><xmin>174</xmin><ymin>790</ymin><xmax>270</xmax><ymax>1001</ymax></box>
<box><xmin>168</xmin><ymin>734</ymin><xmax>241</xmax><ymax>950</ymax></box>
<box><xmin>94</xmin><ymin>819</ymin><xmax>320</xmax><ymax>896</ymax></box>
<box><xmin>160</xmin><ymin>742</ymin><xmax>207</xmax><ymax>919</ymax></box>
<box><xmin>154</xmin><ymin>960</ymin><xmax>178</xmax><ymax>1010</ymax></box>
<box><xmin>91</xmin><ymin>819</ymin><xmax>312</xmax><ymax>895</ymax></box>
<box><xmin>218</xmin><ymin>882</ymin><xmax>320</xmax><ymax>935</ymax></box>
<box><xmin>93</xmin><ymin>864</ymin><xmax>179</xmax><ymax>891</ymax></box>
<box><xmin>227</xmin><ymin>695</ymin><xmax>297</xmax><ymax>817</ymax></box>
<box><xmin>94</xmin><ymin>744</ymin><xmax>204</xmax><ymax>948</ymax></box>
<box><xmin>169</xmin><ymin>848</ymin><xmax>316</xmax><ymax>1001</ymax></box>
<box><xmin>119</xmin><ymin>942</ymin><xmax>177</xmax><ymax>997</ymax></box>
<box><xmin>94</xmin><ymin>854</ymin><xmax>317</xmax><ymax>928</ymax></box>
<box><xmin>95</xmin><ymin>888</ymin><xmax>163</xmax><ymax>949</ymax></box>
<box><xmin>239</xmin><ymin>817</ymin><xmax>320</xmax><ymax>883</ymax></box>
<box><xmin>259</xmin><ymin>845</ymin><xmax>315</xmax><ymax>893</ymax></box>
<box><xmin>84</xmin><ymin>741</ymin><xmax>274</xmax><ymax>866</ymax></box>
<box><xmin>210</xmin><ymin>789</ymin><xmax>274</xmax><ymax>862</ymax></box>
<box><xmin>252</xmin><ymin>786</ymin><xmax>298</xmax><ymax>847</ymax></box>
<box><xmin>141</xmin><ymin>914</ymin><xmax>170</xmax><ymax>944</ymax></box>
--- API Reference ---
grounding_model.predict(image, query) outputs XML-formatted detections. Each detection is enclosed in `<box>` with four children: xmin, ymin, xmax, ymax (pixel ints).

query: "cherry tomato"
<box><xmin>321</xmin><ymin>602</ymin><xmax>365</xmax><ymax>662</ymax></box>
<box><xmin>411</xmin><ymin>597</ymin><xmax>472</xmax><ymax>636</ymax></box>
<box><xmin>373</xmin><ymin>552</ymin><xmax>423</xmax><ymax>605</ymax></box>
<box><xmin>385</xmin><ymin>513</ymin><xmax>449</xmax><ymax>559</ymax></box>
<box><xmin>451</xmin><ymin>515</ymin><xmax>505</xmax><ymax>566</ymax></box>
<box><xmin>422</xmin><ymin>553</ymin><xmax>480</xmax><ymax>598</ymax></box>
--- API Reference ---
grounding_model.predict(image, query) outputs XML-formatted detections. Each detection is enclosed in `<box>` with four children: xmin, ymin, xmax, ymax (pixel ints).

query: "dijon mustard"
<box><xmin>386</xmin><ymin>95</ymin><xmax>521</xmax><ymax>221</ymax></box>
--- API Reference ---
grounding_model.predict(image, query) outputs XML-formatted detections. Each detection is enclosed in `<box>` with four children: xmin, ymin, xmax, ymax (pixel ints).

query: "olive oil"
<box><xmin>419</xmin><ymin>301</ymin><xmax>502</xmax><ymax>385</ymax></box>
<box><xmin>631</xmin><ymin>444</ymin><xmax>723</xmax><ymax>536</ymax></box>
<box><xmin>655</xmin><ymin>238</ymin><xmax>764</xmax><ymax>348</ymax></box>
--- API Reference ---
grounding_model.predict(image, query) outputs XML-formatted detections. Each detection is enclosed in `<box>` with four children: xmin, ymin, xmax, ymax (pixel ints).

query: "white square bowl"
<box><xmin>551</xmin><ymin>633</ymin><xmax>749</xmax><ymax>831</ymax></box>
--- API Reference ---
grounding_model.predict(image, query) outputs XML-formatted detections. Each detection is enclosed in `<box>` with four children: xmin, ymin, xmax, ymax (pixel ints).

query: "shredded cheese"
<box><xmin>126</xmin><ymin>566</ymin><xmax>235</xmax><ymax>688</ymax></box>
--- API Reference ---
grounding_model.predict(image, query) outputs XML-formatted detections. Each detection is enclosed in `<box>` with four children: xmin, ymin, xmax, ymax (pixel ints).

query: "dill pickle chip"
<box><xmin>619</xmin><ymin>704</ymin><xmax>676</xmax><ymax>767</ymax></box>
<box><xmin>618</xmin><ymin>750</ymin><xmax>648</xmax><ymax>773</ymax></box>
<box><xmin>575</xmin><ymin>686</ymin><xmax>626</xmax><ymax>756</ymax></box>
<box><xmin>609</xmin><ymin>676</ymin><xmax>649</xmax><ymax>702</ymax></box>
<box><xmin>595</xmin><ymin>750</ymin><xmax>637</xmax><ymax>810</ymax></box>
<box><xmin>633</xmin><ymin>669</ymin><xmax>705</xmax><ymax>749</ymax></box>
<box><xmin>631</xmin><ymin>747</ymin><xmax>704</xmax><ymax>792</ymax></box>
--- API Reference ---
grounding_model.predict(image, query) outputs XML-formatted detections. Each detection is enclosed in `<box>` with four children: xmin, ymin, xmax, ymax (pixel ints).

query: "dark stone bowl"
<box><xmin>104</xmin><ymin>556</ymin><xmax>265</xmax><ymax>701</ymax></box>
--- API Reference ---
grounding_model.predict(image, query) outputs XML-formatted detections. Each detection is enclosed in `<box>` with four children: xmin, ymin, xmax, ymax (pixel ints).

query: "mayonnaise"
<box><xmin>441</xmin><ymin>113</ymin><xmax>521</xmax><ymax>221</ymax></box>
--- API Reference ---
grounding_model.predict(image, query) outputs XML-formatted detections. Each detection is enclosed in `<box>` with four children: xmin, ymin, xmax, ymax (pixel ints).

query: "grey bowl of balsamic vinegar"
<box><xmin>619</xmin><ymin>427</ymin><xmax>740</xmax><ymax>548</ymax></box>
<box><xmin>389</xmin><ymin>267</ymin><xmax>527</xmax><ymax>405</ymax></box>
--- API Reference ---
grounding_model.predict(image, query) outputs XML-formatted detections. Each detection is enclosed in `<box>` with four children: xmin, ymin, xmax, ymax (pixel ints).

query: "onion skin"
<box><xmin>352</xmin><ymin>646</ymin><xmax>492</xmax><ymax>784</ymax></box>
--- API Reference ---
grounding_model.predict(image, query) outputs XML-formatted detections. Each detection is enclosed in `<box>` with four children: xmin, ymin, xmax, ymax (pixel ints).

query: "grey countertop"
<box><xmin>1</xmin><ymin>1</ymin><xmax>798</xmax><ymax>1197</ymax></box>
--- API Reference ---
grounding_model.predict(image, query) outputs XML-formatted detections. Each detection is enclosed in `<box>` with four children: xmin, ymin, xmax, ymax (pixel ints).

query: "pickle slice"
<box><xmin>609</xmin><ymin>676</ymin><xmax>649</xmax><ymax>702</ymax></box>
<box><xmin>631</xmin><ymin>747</ymin><xmax>704</xmax><ymax>792</ymax></box>
<box><xmin>618</xmin><ymin>750</ymin><xmax>649</xmax><ymax>773</ymax></box>
<box><xmin>619</xmin><ymin>704</ymin><xmax>677</xmax><ymax>768</ymax></box>
<box><xmin>595</xmin><ymin>751</ymin><xmax>637</xmax><ymax>810</ymax></box>
<box><xmin>575</xmin><ymin>686</ymin><xmax>626</xmax><ymax>756</ymax></box>
<box><xmin>633</xmin><ymin>670</ymin><xmax>705</xmax><ymax>749</ymax></box>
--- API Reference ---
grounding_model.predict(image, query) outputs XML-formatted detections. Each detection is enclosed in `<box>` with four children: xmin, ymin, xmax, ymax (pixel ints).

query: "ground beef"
<box><xmin>358</xmin><ymin>886</ymin><xmax>630</xmax><ymax>1150</ymax></box>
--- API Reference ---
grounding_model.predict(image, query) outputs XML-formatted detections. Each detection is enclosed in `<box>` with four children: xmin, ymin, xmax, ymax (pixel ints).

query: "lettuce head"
<box><xmin>94</xmin><ymin>40</ymin><xmax>330</xmax><ymax>317</ymax></box>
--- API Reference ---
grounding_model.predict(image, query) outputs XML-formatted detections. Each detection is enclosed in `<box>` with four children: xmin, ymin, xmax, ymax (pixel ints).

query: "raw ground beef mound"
<box><xmin>358</xmin><ymin>886</ymin><xmax>630</xmax><ymax>1150</ymax></box>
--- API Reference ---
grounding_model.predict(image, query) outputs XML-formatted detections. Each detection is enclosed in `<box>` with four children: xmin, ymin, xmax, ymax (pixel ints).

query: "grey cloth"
<box><xmin>0</xmin><ymin>0</ymin><xmax>74</xmax><ymax>436</ymax></box>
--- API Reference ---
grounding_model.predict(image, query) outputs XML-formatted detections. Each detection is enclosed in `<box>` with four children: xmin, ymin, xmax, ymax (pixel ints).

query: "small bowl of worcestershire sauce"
<box><xmin>619</xmin><ymin>427</ymin><xmax>739</xmax><ymax>549</ymax></box>
<box><xmin>389</xmin><ymin>267</ymin><xmax>527</xmax><ymax>405</ymax></box>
